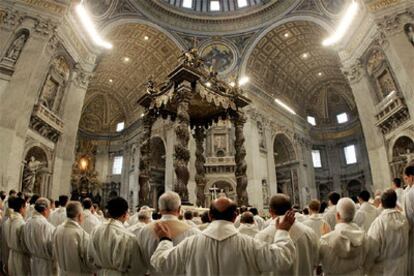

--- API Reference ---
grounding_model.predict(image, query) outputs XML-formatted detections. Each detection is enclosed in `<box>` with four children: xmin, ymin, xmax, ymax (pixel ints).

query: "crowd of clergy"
<box><xmin>0</xmin><ymin>164</ymin><xmax>414</xmax><ymax>276</ymax></box>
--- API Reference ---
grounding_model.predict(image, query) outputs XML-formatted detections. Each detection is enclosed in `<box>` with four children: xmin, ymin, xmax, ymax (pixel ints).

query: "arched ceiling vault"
<box><xmin>245</xmin><ymin>20</ymin><xmax>356</xmax><ymax>124</ymax></box>
<box><xmin>80</xmin><ymin>23</ymin><xmax>182</xmax><ymax>133</ymax></box>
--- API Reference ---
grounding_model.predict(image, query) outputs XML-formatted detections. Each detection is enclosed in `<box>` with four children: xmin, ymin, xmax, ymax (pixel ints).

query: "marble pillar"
<box><xmin>0</xmin><ymin>19</ymin><xmax>54</xmax><ymax>191</ymax></box>
<box><xmin>344</xmin><ymin>62</ymin><xmax>392</xmax><ymax>190</ymax></box>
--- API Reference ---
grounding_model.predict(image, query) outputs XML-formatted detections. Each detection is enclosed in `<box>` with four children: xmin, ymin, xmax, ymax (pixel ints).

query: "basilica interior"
<box><xmin>0</xmin><ymin>0</ymin><xmax>413</xmax><ymax>210</ymax></box>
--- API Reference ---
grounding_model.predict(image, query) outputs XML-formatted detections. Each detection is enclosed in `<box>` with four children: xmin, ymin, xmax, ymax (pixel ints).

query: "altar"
<box><xmin>137</xmin><ymin>48</ymin><xmax>250</xmax><ymax>207</ymax></box>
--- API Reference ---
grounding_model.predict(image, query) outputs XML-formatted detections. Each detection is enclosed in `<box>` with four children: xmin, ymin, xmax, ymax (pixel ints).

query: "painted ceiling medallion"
<box><xmin>200</xmin><ymin>42</ymin><xmax>237</xmax><ymax>74</ymax></box>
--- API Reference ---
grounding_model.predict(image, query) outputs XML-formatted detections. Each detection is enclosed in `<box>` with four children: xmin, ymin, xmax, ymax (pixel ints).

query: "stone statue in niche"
<box><xmin>404</xmin><ymin>23</ymin><xmax>414</xmax><ymax>46</ymax></box>
<box><xmin>218</xmin><ymin>189</ymin><xmax>226</xmax><ymax>198</ymax></box>
<box><xmin>39</xmin><ymin>78</ymin><xmax>59</xmax><ymax>109</ymax></box>
<box><xmin>257</xmin><ymin>121</ymin><xmax>266</xmax><ymax>150</ymax></box>
<box><xmin>377</xmin><ymin>70</ymin><xmax>397</xmax><ymax>97</ymax></box>
<box><xmin>5</xmin><ymin>33</ymin><xmax>28</xmax><ymax>62</ymax></box>
<box><xmin>22</xmin><ymin>156</ymin><xmax>46</xmax><ymax>193</ymax></box>
<box><xmin>262</xmin><ymin>179</ymin><xmax>270</xmax><ymax>207</ymax></box>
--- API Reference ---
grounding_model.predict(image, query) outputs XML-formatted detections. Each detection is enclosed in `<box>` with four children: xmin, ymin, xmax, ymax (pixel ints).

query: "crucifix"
<box><xmin>209</xmin><ymin>184</ymin><xmax>220</xmax><ymax>201</ymax></box>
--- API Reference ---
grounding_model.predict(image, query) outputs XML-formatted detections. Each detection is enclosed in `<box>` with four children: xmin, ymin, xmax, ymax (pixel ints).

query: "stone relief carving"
<box><xmin>377</xmin><ymin>70</ymin><xmax>397</xmax><ymax>97</ymax></box>
<box><xmin>366</xmin><ymin>49</ymin><xmax>385</xmax><ymax>75</ymax></box>
<box><xmin>257</xmin><ymin>121</ymin><xmax>266</xmax><ymax>151</ymax></box>
<box><xmin>342</xmin><ymin>59</ymin><xmax>363</xmax><ymax>83</ymax></box>
<box><xmin>5</xmin><ymin>32</ymin><xmax>28</xmax><ymax>62</ymax></box>
<box><xmin>404</xmin><ymin>23</ymin><xmax>414</xmax><ymax>46</ymax></box>
<box><xmin>39</xmin><ymin>56</ymin><xmax>70</xmax><ymax>113</ymax></box>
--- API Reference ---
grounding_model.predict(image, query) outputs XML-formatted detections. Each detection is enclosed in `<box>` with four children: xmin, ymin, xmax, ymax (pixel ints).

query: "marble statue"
<box><xmin>218</xmin><ymin>189</ymin><xmax>226</xmax><ymax>198</ymax></box>
<box><xmin>6</xmin><ymin>33</ymin><xmax>27</xmax><ymax>62</ymax></box>
<box><xmin>40</xmin><ymin>78</ymin><xmax>59</xmax><ymax>109</ymax></box>
<box><xmin>22</xmin><ymin>156</ymin><xmax>46</xmax><ymax>193</ymax></box>
<box><xmin>262</xmin><ymin>179</ymin><xmax>270</xmax><ymax>206</ymax></box>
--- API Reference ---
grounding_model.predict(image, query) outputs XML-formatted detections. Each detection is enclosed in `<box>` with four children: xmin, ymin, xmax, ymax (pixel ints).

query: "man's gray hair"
<box><xmin>158</xmin><ymin>191</ymin><xmax>181</xmax><ymax>212</ymax></box>
<box><xmin>66</xmin><ymin>201</ymin><xmax>83</xmax><ymax>219</ymax></box>
<box><xmin>34</xmin><ymin>197</ymin><xmax>50</xmax><ymax>213</ymax></box>
<box><xmin>336</xmin><ymin>197</ymin><xmax>356</xmax><ymax>223</ymax></box>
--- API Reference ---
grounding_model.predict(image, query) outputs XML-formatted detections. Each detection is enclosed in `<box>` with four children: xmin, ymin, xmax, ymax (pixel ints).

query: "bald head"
<box><xmin>209</xmin><ymin>197</ymin><xmax>237</xmax><ymax>222</ymax></box>
<box><xmin>240</xmin><ymin>211</ymin><xmax>254</xmax><ymax>224</ymax></box>
<box><xmin>336</xmin><ymin>197</ymin><xmax>356</xmax><ymax>223</ymax></box>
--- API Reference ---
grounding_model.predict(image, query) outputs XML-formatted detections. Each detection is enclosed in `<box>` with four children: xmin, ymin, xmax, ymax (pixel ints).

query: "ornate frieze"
<box><xmin>342</xmin><ymin>59</ymin><xmax>364</xmax><ymax>83</ymax></box>
<box><xmin>29</xmin><ymin>104</ymin><xmax>64</xmax><ymax>143</ymax></box>
<box><xmin>33</xmin><ymin>18</ymin><xmax>57</xmax><ymax>37</ymax></box>
<box><xmin>375</xmin><ymin>95</ymin><xmax>410</xmax><ymax>135</ymax></box>
<box><xmin>73</xmin><ymin>65</ymin><xmax>92</xmax><ymax>89</ymax></box>
<box><xmin>377</xmin><ymin>9</ymin><xmax>414</xmax><ymax>35</ymax></box>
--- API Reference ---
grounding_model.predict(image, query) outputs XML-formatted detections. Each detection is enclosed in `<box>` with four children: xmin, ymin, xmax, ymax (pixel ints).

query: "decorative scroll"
<box><xmin>138</xmin><ymin>113</ymin><xmax>156</xmax><ymax>206</ymax></box>
<box><xmin>173</xmin><ymin>83</ymin><xmax>192</xmax><ymax>203</ymax></box>
<box><xmin>194</xmin><ymin>126</ymin><xmax>207</xmax><ymax>207</ymax></box>
<box><xmin>233</xmin><ymin>111</ymin><xmax>248</xmax><ymax>206</ymax></box>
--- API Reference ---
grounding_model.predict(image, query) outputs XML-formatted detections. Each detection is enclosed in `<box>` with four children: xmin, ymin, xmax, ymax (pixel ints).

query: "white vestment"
<box><xmin>127</xmin><ymin>221</ymin><xmax>146</xmax><ymax>234</ymax></box>
<box><xmin>127</xmin><ymin>213</ymin><xmax>139</xmax><ymax>226</ymax></box>
<box><xmin>49</xmin><ymin>207</ymin><xmax>67</xmax><ymax>226</ymax></box>
<box><xmin>81</xmin><ymin>209</ymin><xmax>101</xmax><ymax>234</ymax></box>
<box><xmin>136</xmin><ymin>214</ymin><xmax>200</xmax><ymax>275</ymax></box>
<box><xmin>23</xmin><ymin>212</ymin><xmax>56</xmax><ymax>275</ymax></box>
<box><xmin>238</xmin><ymin>223</ymin><xmax>259</xmax><ymax>237</ymax></box>
<box><xmin>323</xmin><ymin>205</ymin><xmax>337</xmax><ymax>230</ymax></box>
<box><xmin>353</xmin><ymin>202</ymin><xmax>379</xmax><ymax>231</ymax></box>
<box><xmin>53</xmin><ymin>219</ymin><xmax>95</xmax><ymax>275</ymax></box>
<box><xmin>319</xmin><ymin>222</ymin><xmax>376</xmax><ymax>276</ymax></box>
<box><xmin>150</xmin><ymin>220</ymin><xmax>296</xmax><ymax>276</ymax></box>
<box><xmin>302</xmin><ymin>214</ymin><xmax>331</xmax><ymax>238</ymax></box>
<box><xmin>256</xmin><ymin>219</ymin><xmax>318</xmax><ymax>276</ymax></box>
<box><xmin>89</xmin><ymin>218</ymin><xmax>145</xmax><ymax>275</ymax></box>
<box><xmin>254</xmin><ymin>215</ymin><xmax>265</xmax><ymax>230</ymax></box>
<box><xmin>395</xmin><ymin>187</ymin><xmax>405</xmax><ymax>209</ymax></box>
<box><xmin>197</xmin><ymin>223</ymin><xmax>209</xmax><ymax>231</ymax></box>
<box><xmin>404</xmin><ymin>185</ymin><xmax>414</xmax><ymax>275</ymax></box>
<box><xmin>367</xmin><ymin>208</ymin><xmax>409</xmax><ymax>275</ymax></box>
<box><xmin>184</xmin><ymin>219</ymin><xmax>197</xmax><ymax>227</ymax></box>
<box><xmin>0</xmin><ymin>209</ymin><xmax>12</xmax><ymax>269</ymax></box>
<box><xmin>4</xmin><ymin>212</ymin><xmax>31</xmax><ymax>275</ymax></box>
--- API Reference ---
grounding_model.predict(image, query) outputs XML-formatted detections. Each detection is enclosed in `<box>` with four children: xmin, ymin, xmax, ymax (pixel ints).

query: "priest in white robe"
<box><xmin>4</xmin><ymin>197</ymin><xmax>31</xmax><ymax>276</ymax></box>
<box><xmin>391</xmin><ymin>178</ymin><xmax>405</xmax><ymax>209</ymax></box>
<box><xmin>303</xmin><ymin>199</ymin><xmax>331</xmax><ymax>238</ymax></box>
<box><xmin>0</xmin><ymin>200</ymin><xmax>13</xmax><ymax>273</ymax></box>
<box><xmin>127</xmin><ymin>209</ymin><xmax>151</xmax><ymax>234</ymax></box>
<box><xmin>238</xmin><ymin>211</ymin><xmax>259</xmax><ymax>237</ymax></box>
<box><xmin>136</xmin><ymin>191</ymin><xmax>199</xmax><ymax>275</ymax></box>
<box><xmin>49</xmin><ymin>195</ymin><xmax>69</xmax><ymax>226</ymax></box>
<box><xmin>256</xmin><ymin>194</ymin><xmax>319</xmax><ymax>276</ymax></box>
<box><xmin>151</xmin><ymin>197</ymin><xmax>296</xmax><ymax>276</ymax></box>
<box><xmin>81</xmin><ymin>198</ymin><xmax>101</xmax><ymax>234</ymax></box>
<box><xmin>353</xmin><ymin>190</ymin><xmax>379</xmax><ymax>231</ymax></box>
<box><xmin>249</xmin><ymin>207</ymin><xmax>265</xmax><ymax>230</ymax></box>
<box><xmin>403</xmin><ymin>165</ymin><xmax>414</xmax><ymax>275</ymax></box>
<box><xmin>53</xmin><ymin>201</ymin><xmax>96</xmax><ymax>275</ymax></box>
<box><xmin>367</xmin><ymin>189</ymin><xmax>409</xmax><ymax>275</ymax></box>
<box><xmin>319</xmin><ymin>197</ymin><xmax>377</xmax><ymax>275</ymax></box>
<box><xmin>23</xmin><ymin>197</ymin><xmax>57</xmax><ymax>275</ymax></box>
<box><xmin>88</xmin><ymin>196</ymin><xmax>145</xmax><ymax>275</ymax></box>
<box><xmin>323</xmin><ymin>192</ymin><xmax>340</xmax><ymax>230</ymax></box>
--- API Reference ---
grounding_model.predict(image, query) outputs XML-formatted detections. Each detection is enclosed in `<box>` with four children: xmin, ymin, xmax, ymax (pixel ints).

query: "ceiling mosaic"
<box><xmin>246</xmin><ymin>20</ymin><xmax>355</xmax><ymax>123</ymax></box>
<box><xmin>80</xmin><ymin>23</ymin><xmax>181</xmax><ymax>133</ymax></box>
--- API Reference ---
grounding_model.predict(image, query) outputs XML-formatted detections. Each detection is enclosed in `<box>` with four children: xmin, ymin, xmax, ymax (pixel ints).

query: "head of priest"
<box><xmin>107</xmin><ymin>196</ymin><xmax>129</xmax><ymax>223</ymax></box>
<box><xmin>328</xmin><ymin>192</ymin><xmax>340</xmax><ymax>207</ymax></box>
<box><xmin>268</xmin><ymin>193</ymin><xmax>292</xmax><ymax>219</ymax></box>
<box><xmin>209</xmin><ymin>197</ymin><xmax>238</xmax><ymax>222</ymax></box>
<box><xmin>158</xmin><ymin>191</ymin><xmax>181</xmax><ymax>217</ymax></box>
<box><xmin>404</xmin><ymin>165</ymin><xmax>414</xmax><ymax>187</ymax></box>
<box><xmin>66</xmin><ymin>201</ymin><xmax>84</xmax><ymax>224</ymax></box>
<box><xmin>381</xmin><ymin>189</ymin><xmax>397</xmax><ymax>210</ymax></box>
<box><xmin>34</xmin><ymin>197</ymin><xmax>52</xmax><ymax>218</ymax></box>
<box><xmin>335</xmin><ymin>198</ymin><xmax>356</xmax><ymax>224</ymax></box>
